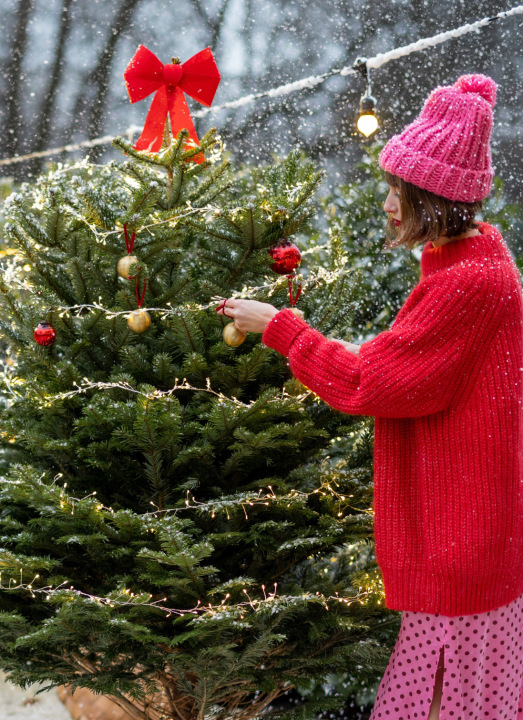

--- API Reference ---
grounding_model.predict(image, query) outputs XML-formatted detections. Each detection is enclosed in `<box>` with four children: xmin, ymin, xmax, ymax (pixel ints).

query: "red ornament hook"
<box><xmin>123</xmin><ymin>223</ymin><xmax>136</xmax><ymax>255</ymax></box>
<box><xmin>287</xmin><ymin>274</ymin><xmax>302</xmax><ymax>307</ymax></box>
<box><xmin>128</xmin><ymin>270</ymin><xmax>147</xmax><ymax>308</ymax></box>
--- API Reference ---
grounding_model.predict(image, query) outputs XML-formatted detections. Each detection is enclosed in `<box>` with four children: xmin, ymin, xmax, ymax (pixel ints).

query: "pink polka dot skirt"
<box><xmin>370</xmin><ymin>591</ymin><xmax>523</xmax><ymax>719</ymax></box>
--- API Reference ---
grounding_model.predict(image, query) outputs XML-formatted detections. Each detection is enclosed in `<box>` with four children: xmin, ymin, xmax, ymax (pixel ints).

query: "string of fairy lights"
<box><xmin>0</xmin><ymin>574</ymin><xmax>380</xmax><ymax>617</ymax></box>
<box><xmin>0</xmin><ymin>2</ymin><xmax>522</xmax><ymax>168</ymax></box>
<box><xmin>0</xmin><ymin>422</ymin><xmax>381</xmax><ymax>615</ymax></box>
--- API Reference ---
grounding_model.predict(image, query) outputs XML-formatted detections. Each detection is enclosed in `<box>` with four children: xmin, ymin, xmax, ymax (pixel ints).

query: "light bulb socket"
<box><xmin>360</xmin><ymin>94</ymin><xmax>376</xmax><ymax>114</ymax></box>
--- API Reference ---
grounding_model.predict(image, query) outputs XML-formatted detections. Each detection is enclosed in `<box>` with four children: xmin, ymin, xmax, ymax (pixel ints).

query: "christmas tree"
<box><xmin>0</xmin><ymin>130</ymin><xmax>399</xmax><ymax>719</ymax></box>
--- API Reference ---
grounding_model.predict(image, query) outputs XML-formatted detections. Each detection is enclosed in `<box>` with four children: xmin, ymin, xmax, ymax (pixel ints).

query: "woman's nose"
<box><xmin>383</xmin><ymin>191</ymin><xmax>397</xmax><ymax>214</ymax></box>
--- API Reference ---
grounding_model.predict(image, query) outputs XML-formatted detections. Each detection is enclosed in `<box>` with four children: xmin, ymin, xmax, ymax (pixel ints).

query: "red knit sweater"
<box><xmin>262</xmin><ymin>223</ymin><xmax>523</xmax><ymax>616</ymax></box>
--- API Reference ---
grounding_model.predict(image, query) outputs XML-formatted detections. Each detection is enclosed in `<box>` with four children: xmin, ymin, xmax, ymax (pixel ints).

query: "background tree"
<box><xmin>0</xmin><ymin>0</ymin><xmax>522</xmax><ymax>211</ymax></box>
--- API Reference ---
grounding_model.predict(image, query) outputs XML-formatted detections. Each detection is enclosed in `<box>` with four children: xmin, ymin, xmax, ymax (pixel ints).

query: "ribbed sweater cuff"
<box><xmin>262</xmin><ymin>308</ymin><xmax>309</xmax><ymax>356</ymax></box>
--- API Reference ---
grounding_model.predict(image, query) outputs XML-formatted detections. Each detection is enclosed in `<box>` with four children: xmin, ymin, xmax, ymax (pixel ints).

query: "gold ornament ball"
<box><xmin>117</xmin><ymin>255</ymin><xmax>138</xmax><ymax>278</ymax></box>
<box><xmin>127</xmin><ymin>310</ymin><xmax>151</xmax><ymax>334</ymax></box>
<box><xmin>223</xmin><ymin>322</ymin><xmax>246</xmax><ymax>347</ymax></box>
<box><xmin>289</xmin><ymin>307</ymin><xmax>304</xmax><ymax>320</ymax></box>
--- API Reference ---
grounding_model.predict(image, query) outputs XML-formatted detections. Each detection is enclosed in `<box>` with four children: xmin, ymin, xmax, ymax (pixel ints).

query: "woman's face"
<box><xmin>384</xmin><ymin>184</ymin><xmax>402</xmax><ymax>226</ymax></box>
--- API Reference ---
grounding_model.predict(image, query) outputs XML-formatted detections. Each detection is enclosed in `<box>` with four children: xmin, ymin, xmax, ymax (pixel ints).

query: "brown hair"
<box><xmin>384</xmin><ymin>171</ymin><xmax>482</xmax><ymax>249</ymax></box>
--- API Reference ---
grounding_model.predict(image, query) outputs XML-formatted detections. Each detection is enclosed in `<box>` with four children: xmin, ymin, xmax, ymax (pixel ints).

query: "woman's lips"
<box><xmin>393</xmin><ymin>219</ymin><xmax>401</xmax><ymax>227</ymax></box>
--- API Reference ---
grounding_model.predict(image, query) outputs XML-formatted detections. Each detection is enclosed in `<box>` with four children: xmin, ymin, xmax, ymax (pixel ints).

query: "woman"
<box><xmin>218</xmin><ymin>74</ymin><xmax>523</xmax><ymax>719</ymax></box>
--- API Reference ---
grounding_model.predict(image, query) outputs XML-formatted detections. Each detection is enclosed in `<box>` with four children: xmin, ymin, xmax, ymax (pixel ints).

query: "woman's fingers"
<box><xmin>332</xmin><ymin>338</ymin><xmax>361</xmax><ymax>355</ymax></box>
<box><xmin>216</xmin><ymin>299</ymin><xmax>236</xmax><ymax>317</ymax></box>
<box><xmin>215</xmin><ymin>299</ymin><xmax>279</xmax><ymax>333</ymax></box>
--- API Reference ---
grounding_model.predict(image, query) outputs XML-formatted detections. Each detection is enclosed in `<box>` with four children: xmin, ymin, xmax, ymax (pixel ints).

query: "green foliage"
<box><xmin>0</xmin><ymin>130</ymin><xmax>396</xmax><ymax>719</ymax></box>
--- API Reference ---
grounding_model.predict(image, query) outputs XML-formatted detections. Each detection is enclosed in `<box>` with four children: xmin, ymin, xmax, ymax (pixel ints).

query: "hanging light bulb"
<box><xmin>353</xmin><ymin>57</ymin><xmax>379</xmax><ymax>137</ymax></box>
<box><xmin>357</xmin><ymin>94</ymin><xmax>378</xmax><ymax>137</ymax></box>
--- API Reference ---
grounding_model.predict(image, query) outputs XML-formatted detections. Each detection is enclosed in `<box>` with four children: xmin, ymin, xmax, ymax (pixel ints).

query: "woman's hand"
<box><xmin>216</xmin><ymin>299</ymin><xmax>279</xmax><ymax>333</ymax></box>
<box><xmin>332</xmin><ymin>338</ymin><xmax>361</xmax><ymax>356</ymax></box>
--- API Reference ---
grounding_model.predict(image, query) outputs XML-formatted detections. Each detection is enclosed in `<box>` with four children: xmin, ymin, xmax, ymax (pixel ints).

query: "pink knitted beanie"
<box><xmin>379</xmin><ymin>74</ymin><xmax>497</xmax><ymax>202</ymax></box>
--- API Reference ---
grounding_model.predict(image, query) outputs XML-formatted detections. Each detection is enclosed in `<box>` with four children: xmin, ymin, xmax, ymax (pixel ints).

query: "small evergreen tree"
<box><xmin>0</xmin><ymin>131</ymin><xmax>398</xmax><ymax>720</ymax></box>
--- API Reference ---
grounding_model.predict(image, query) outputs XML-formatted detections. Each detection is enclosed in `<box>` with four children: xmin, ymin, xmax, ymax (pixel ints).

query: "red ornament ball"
<box><xmin>269</xmin><ymin>240</ymin><xmax>301</xmax><ymax>275</ymax></box>
<box><xmin>34</xmin><ymin>321</ymin><xmax>57</xmax><ymax>347</ymax></box>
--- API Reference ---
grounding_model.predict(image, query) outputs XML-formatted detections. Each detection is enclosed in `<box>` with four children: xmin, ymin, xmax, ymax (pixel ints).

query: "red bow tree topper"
<box><xmin>124</xmin><ymin>45</ymin><xmax>220</xmax><ymax>163</ymax></box>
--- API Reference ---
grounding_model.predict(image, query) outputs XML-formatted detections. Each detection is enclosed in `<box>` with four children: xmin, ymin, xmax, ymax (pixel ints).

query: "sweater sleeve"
<box><xmin>262</xmin><ymin>263</ymin><xmax>507</xmax><ymax>418</ymax></box>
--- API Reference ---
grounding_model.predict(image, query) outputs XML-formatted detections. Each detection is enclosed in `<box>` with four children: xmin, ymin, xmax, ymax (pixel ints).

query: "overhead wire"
<box><xmin>0</xmin><ymin>2</ymin><xmax>522</xmax><ymax>169</ymax></box>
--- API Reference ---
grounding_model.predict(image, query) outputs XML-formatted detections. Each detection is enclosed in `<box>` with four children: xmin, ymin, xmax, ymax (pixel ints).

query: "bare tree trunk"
<box><xmin>62</xmin><ymin>0</ymin><xmax>144</xmax><ymax>160</ymax></box>
<box><xmin>189</xmin><ymin>0</ymin><xmax>234</xmax><ymax>52</ymax></box>
<box><xmin>86</xmin><ymin>0</ymin><xmax>144</xmax><ymax>145</ymax></box>
<box><xmin>242</xmin><ymin>0</ymin><xmax>253</xmax><ymax>92</ymax></box>
<box><xmin>30</xmin><ymin>0</ymin><xmax>74</xmax><ymax>176</ymax></box>
<box><xmin>1</xmin><ymin>0</ymin><xmax>33</xmax><ymax>160</ymax></box>
<box><xmin>208</xmin><ymin>0</ymin><xmax>233</xmax><ymax>52</ymax></box>
<box><xmin>185</xmin><ymin>0</ymin><xmax>233</xmax><ymax>138</ymax></box>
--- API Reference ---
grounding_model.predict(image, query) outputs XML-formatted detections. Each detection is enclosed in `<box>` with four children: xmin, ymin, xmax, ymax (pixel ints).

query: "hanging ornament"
<box><xmin>127</xmin><ymin>310</ymin><xmax>151</xmax><ymax>334</ymax></box>
<box><xmin>269</xmin><ymin>240</ymin><xmax>301</xmax><ymax>275</ymax></box>
<box><xmin>222</xmin><ymin>322</ymin><xmax>246</xmax><ymax>347</ymax></box>
<box><xmin>117</xmin><ymin>255</ymin><xmax>138</xmax><ymax>278</ymax></box>
<box><xmin>34</xmin><ymin>321</ymin><xmax>57</xmax><ymax>346</ymax></box>
<box><xmin>124</xmin><ymin>45</ymin><xmax>221</xmax><ymax>163</ymax></box>
<box><xmin>117</xmin><ymin>224</ymin><xmax>138</xmax><ymax>278</ymax></box>
<box><xmin>127</xmin><ymin>269</ymin><xmax>150</xmax><ymax>334</ymax></box>
<box><xmin>216</xmin><ymin>300</ymin><xmax>247</xmax><ymax>347</ymax></box>
<box><xmin>290</xmin><ymin>308</ymin><xmax>304</xmax><ymax>320</ymax></box>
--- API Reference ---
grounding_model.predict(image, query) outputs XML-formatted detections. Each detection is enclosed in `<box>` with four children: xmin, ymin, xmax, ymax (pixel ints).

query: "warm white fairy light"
<box><xmin>357</xmin><ymin>113</ymin><xmax>379</xmax><ymax>137</ymax></box>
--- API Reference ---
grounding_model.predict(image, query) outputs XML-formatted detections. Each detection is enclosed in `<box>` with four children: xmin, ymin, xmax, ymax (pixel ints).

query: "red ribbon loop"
<box><xmin>137</xmin><ymin>278</ymin><xmax>147</xmax><ymax>308</ymax></box>
<box><xmin>124</xmin><ymin>45</ymin><xmax>221</xmax><ymax>163</ymax></box>
<box><xmin>129</xmin><ymin>272</ymin><xmax>147</xmax><ymax>308</ymax></box>
<box><xmin>287</xmin><ymin>274</ymin><xmax>302</xmax><ymax>308</ymax></box>
<box><xmin>123</xmin><ymin>223</ymin><xmax>136</xmax><ymax>255</ymax></box>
